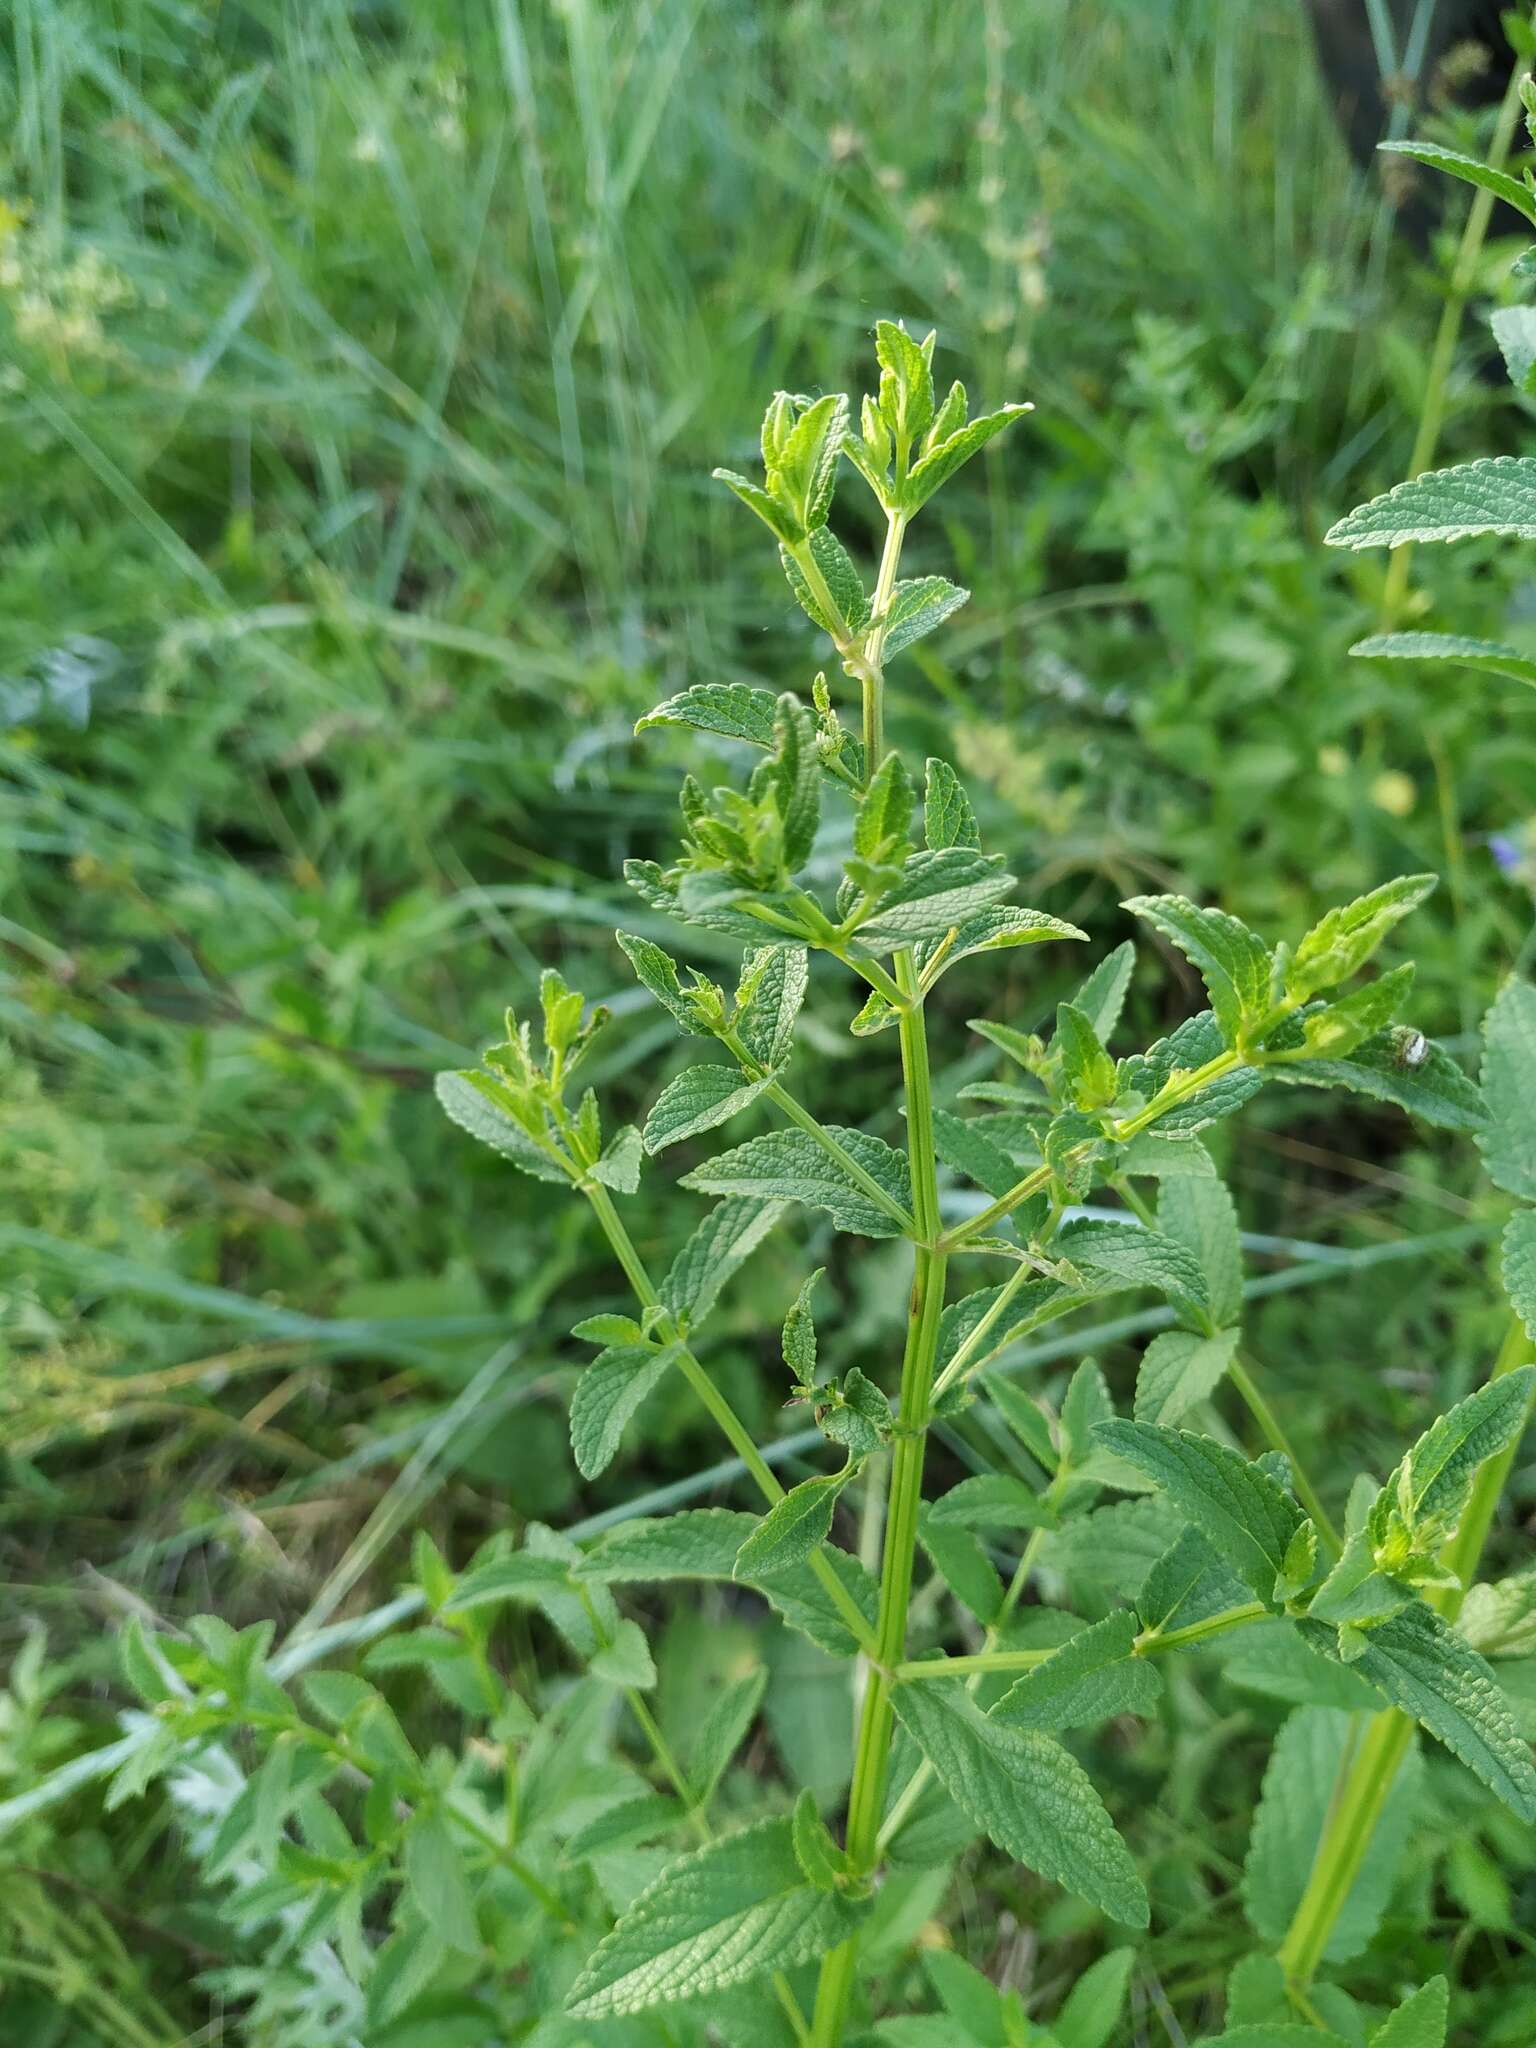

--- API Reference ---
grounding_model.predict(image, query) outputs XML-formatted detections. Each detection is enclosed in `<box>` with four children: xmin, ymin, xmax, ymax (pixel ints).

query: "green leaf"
<box><xmin>1460</xmin><ymin>1559</ymin><xmax>1536</xmax><ymax>1658</ymax></box>
<box><xmin>1056</xmin><ymin>1001</ymin><xmax>1117</xmax><ymax>1109</ymax></box>
<box><xmin>734</xmin><ymin>945</ymin><xmax>808</xmax><ymax>1069</ymax></box>
<box><xmin>781</xmin><ymin>1266</ymin><xmax>822</xmax><ymax>1382</ymax></box>
<box><xmin>918</xmin><ymin>1516</ymin><xmax>1004</xmax><ymax>1625</ymax></box>
<box><xmin>1122</xmin><ymin>894</ymin><xmax>1270</xmax><ymax>1046</ymax></box>
<box><xmin>1351</xmin><ymin>630</ymin><xmax>1536</xmax><ymax>688</ymax></box>
<box><xmin>637</xmin><ymin>680</ymin><xmax>779</xmax><ymax>749</ymax></box>
<box><xmin>617</xmin><ymin>930</ymin><xmax>715</xmax><ymax>1037</ymax></box>
<box><xmin>790</xmin><ymin>1787</ymin><xmax>847</xmax><ymax>1892</ymax></box>
<box><xmin>1138</xmin><ymin>1525</ymin><xmax>1251</xmax><ymax>1639</ymax></box>
<box><xmin>1474</xmin><ymin>304</ymin><xmax>1534</xmax><ymax>393</ymax></box>
<box><xmin>903</xmin><ymin>404</ymin><xmax>1032</xmax><ymax>511</ymax></box>
<box><xmin>643</xmin><ymin>1064</ymin><xmax>771</xmax><ymax>1154</ymax></box>
<box><xmin>591</xmin><ymin>1123</ymin><xmax>643</xmax><ymax>1193</ymax></box>
<box><xmin>1377</xmin><ymin>138</ymin><xmax>1536</xmax><ymax>224</ymax></box>
<box><xmin>985</xmin><ymin>1372</ymin><xmax>1060</xmax><ymax>1472</ymax></box>
<box><xmin>1480</xmin><ymin>977</ymin><xmax>1536</xmax><ymax>1197</ymax></box>
<box><xmin>1120</xmin><ymin>1010</ymin><xmax>1265</xmax><ymax>1134</ymax></box>
<box><xmin>566</xmin><ymin>1793</ymin><xmax>684</xmax><ymax>1860</ymax></box>
<box><xmin>1327</xmin><ymin>1604</ymin><xmax>1536</xmax><ymax>1820</ymax></box>
<box><xmin>932</xmin><ymin>1109</ymin><xmax>1020</xmax><ymax>1200</ymax></box>
<box><xmin>734</xmin><ymin>1467</ymin><xmax>852</xmax><ymax>1579</ymax></box>
<box><xmin>771</xmin><ymin>692</ymin><xmax>821</xmax><ymax>871</ymax></box>
<box><xmin>434</xmin><ymin>1071</ymin><xmax>568</xmax><ymax>1183</ymax></box>
<box><xmin>1327</xmin><ymin>456</ymin><xmax>1536</xmax><ymax>549</ymax></box>
<box><xmin>774</xmin><ymin>393</ymin><xmax>848</xmax><ymax>531</ymax></box>
<box><xmin>1287</xmin><ymin>876</ymin><xmax>1436</xmax><ymax>1003</ymax></box>
<box><xmin>569</xmin><ymin>1344</ymin><xmax>680</xmax><ymax>1480</ymax></box>
<box><xmin>1094</xmin><ymin>1422</ymin><xmax>1304</xmax><ymax>1605</ymax></box>
<box><xmin>443</xmin><ymin>1551</ymin><xmax>573</xmax><ymax>1612</ymax></box>
<box><xmin>1053</xmin><ymin>1946</ymin><xmax>1136</xmax><ymax>2048</ymax></box>
<box><xmin>941</xmin><ymin>905</ymin><xmax>1088</xmax><ymax>964</ymax></box>
<box><xmin>924</xmin><ymin>757</ymin><xmax>980</xmax><ymax>851</ymax></box>
<box><xmin>403</xmin><ymin>1808</ymin><xmax>479</xmax><ymax>1956</ymax></box>
<box><xmin>1369</xmin><ymin>1978</ymin><xmax>1448</xmax><ymax>2048</ymax></box>
<box><xmin>1391</xmin><ymin>1367</ymin><xmax>1536</xmax><ymax>1533</ymax></box>
<box><xmin>713</xmin><ymin>465</ymin><xmax>803</xmax><ymax>545</ymax></box>
<box><xmin>1158</xmin><ymin>1173</ymin><xmax>1243</xmax><ymax>1329</ymax></box>
<box><xmin>781</xmin><ymin>525</ymin><xmax>870</xmax><ymax>635</ymax></box>
<box><xmin>875</xmin><ymin>319</ymin><xmax>936</xmax><ymax>446</ymax></box>
<box><xmin>856</xmin><ymin>848</ymin><xmax>1016</xmax><ymax>949</ymax></box>
<box><xmin>1269</xmin><ymin>1027</ymin><xmax>1485</xmax><ymax>1132</ymax></box>
<box><xmin>993</xmin><ymin>1612</ymin><xmax>1163</xmax><ymax>1730</ymax></box>
<box><xmin>564</xmin><ymin>1816</ymin><xmax>859</xmax><ymax>2017</ymax></box>
<box><xmin>1134</xmin><ymin>1326</ymin><xmax>1239</xmax><ymax>1426</ymax></box>
<box><xmin>688</xmin><ymin>1667</ymin><xmax>768</xmax><ymax>1806</ymax></box>
<box><xmin>660</xmin><ymin>1196</ymin><xmax>786</xmax><ymax>1329</ymax></box>
<box><xmin>681</xmin><ymin>1126</ymin><xmax>912</xmax><ymax>1238</ymax></box>
<box><xmin>926</xmin><ymin>1473</ymin><xmax>1054</xmax><ymax>1534</ymax></box>
<box><xmin>1243</xmin><ymin>1705</ymin><xmax>1421</xmax><ymax>1963</ymax></box>
<box><xmin>1202</xmin><ymin>2030</ymin><xmax>1347</xmax><ymax>2048</ymax></box>
<box><xmin>590</xmin><ymin>1618</ymin><xmax>658</xmax><ymax>1689</ymax></box>
<box><xmin>855</xmin><ymin>752</ymin><xmax>915</xmax><ymax>866</ymax></box>
<box><xmin>1055</xmin><ymin>1217</ymin><xmax>1210</xmax><ymax>1320</ymax></box>
<box><xmin>889</xmin><ymin>1681</ymin><xmax>1148</xmax><ymax>1926</ymax></box>
<box><xmin>881</xmin><ymin>575</ymin><xmax>970</xmax><ymax>656</ymax></box>
<box><xmin>1070</xmin><ymin>941</ymin><xmax>1137</xmax><ymax>1046</ymax></box>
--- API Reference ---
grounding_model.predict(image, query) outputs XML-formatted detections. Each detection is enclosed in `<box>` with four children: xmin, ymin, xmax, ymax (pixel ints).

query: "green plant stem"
<box><xmin>1378</xmin><ymin>27</ymin><xmax>1536</xmax><ymax>630</ymax></box>
<box><xmin>861</xmin><ymin>510</ymin><xmax>908</xmax><ymax>770</ymax></box>
<box><xmin>810</xmin><ymin>953</ymin><xmax>946</xmax><ymax>2048</ymax></box>
<box><xmin>582</xmin><ymin>1181</ymin><xmax>882</xmax><ymax>1660</ymax></box>
<box><xmin>1228</xmin><ymin>1353</ymin><xmax>1342</xmax><ymax>1556</ymax></box>
<box><xmin>892</xmin><ymin>1598</ymin><xmax>1267</xmax><ymax>1679</ymax></box>
<box><xmin>926</xmin><ymin>1256</ymin><xmax>1039</xmax><ymax>1407</ymax></box>
<box><xmin>1278</xmin><ymin>1309</ymin><xmax>1536</xmax><ymax>1985</ymax></box>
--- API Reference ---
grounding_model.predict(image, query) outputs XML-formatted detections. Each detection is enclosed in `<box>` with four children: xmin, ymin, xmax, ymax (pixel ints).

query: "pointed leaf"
<box><xmin>1327</xmin><ymin>455</ymin><xmax>1536</xmax><ymax>549</ymax></box>
<box><xmin>1123</xmin><ymin>894</ymin><xmax>1270</xmax><ymax>1046</ymax></box>
<box><xmin>1094</xmin><ymin>1421</ymin><xmax>1304</xmax><ymax>1605</ymax></box>
<box><xmin>570</xmin><ymin>1344</ymin><xmax>680</xmax><ymax>1480</ymax></box>
<box><xmin>993</xmin><ymin>1611</ymin><xmax>1162</xmax><ymax>1730</ymax></box>
<box><xmin>643</xmin><ymin>1065</ymin><xmax>771</xmax><ymax>1154</ymax></box>
<box><xmin>681</xmin><ymin>1126</ymin><xmax>911</xmax><ymax>1238</ymax></box>
<box><xmin>1350</xmin><ymin>631</ymin><xmax>1536</xmax><ymax>689</ymax></box>
<box><xmin>881</xmin><ymin>575</ymin><xmax>970</xmax><ymax>656</ymax></box>
<box><xmin>924</xmin><ymin>757</ymin><xmax>980</xmax><ymax>851</ymax></box>
<box><xmin>660</xmin><ymin>1196</ymin><xmax>786</xmax><ymax>1328</ymax></box>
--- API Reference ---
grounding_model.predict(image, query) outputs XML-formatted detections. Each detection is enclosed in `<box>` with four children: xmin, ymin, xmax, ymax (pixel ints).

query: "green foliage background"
<box><xmin>5</xmin><ymin>0</ymin><xmax>1536</xmax><ymax>2040</ymax></box>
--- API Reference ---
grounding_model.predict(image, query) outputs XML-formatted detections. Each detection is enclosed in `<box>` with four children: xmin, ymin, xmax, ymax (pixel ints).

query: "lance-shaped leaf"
<box><xmin>734</xmin><ymin>1466</ymin><xmax>853</xmax><ymax>1579</ymax></box>
<box><xmin>1502</xmin><ymin>1209</ymin><xmax>1536</xmax><ymax>1338</ymax></box>
<box><xmin>712</xmin><ymin>465</ymin><xmax>803</xmax><ymax>544</ymax></box>
<box><xmin>1286</xmin><ymin>875</ymin><xmax>1435</xmax><ymax>1003</ymax></box>
<box><xmin>434</xmin><ymin>1070</ymin><xmax>569</xmax><ymax>1183</ymax></box>
<box><xmin>1071</xmin><ymin>940</ymin><xmax>1137</xmax><ymax>1045</ymax></box>
<box><xmin>1138</xmin><ymin>1524</ymin><xmax>1252</xmax><ymax>1639</ymax></box>
<box><xmin>1327</xmin><ymin>456</ymin><xmax>1536</xmax><ymax>549</ymax></box>
<box><xmin>659</xmin><ymin>1196</ymin><xmax>786</xmax><ymax>1329</ymax></box>
<box><xmin>926</xmin><ymin>1473</ymin><xmax>1054</xmax><ymax>1534</ymax></box>
<box><xmin>734</xmin><ymin>944</ymin><xmax>808</xmax><ymax>1069</ymax></box>
<box><xmin>1311</xmin><ymin>1605</ymin><xmax>1536</xmax><ymax>1822</ymax></box>
<box><xmin>874</xmin><ymin>319</ymin><xmax>935</xmax><ymax>443</ymax></box>
<box><xmin>680</xmin><ymin>1126</ymin><xmax>912</xmax><ymax>1238</ymax></box>
<box><xmin>855</xmin><ymin>847</ymin><xmax>1016</xmax><ymax>950</ymax></box>
<box><xmin>1123</xmin><ymin>894</ymin><xmax>1271</xmax><ymax>1046</ymax></box>
<box><xmin>992</xmin><ymin>1611</ymin><xmax>1163</xmax><ymax>1730</ymax></box>
<box><xmin>617</xmin><ymin>931</ymin><xmax>719</xmax><ymax>1037</ymax></box>
<box><xmin>881</xmin><ymin>575</ymin><xmax>970</xmax><ymax>655</ymax></box>
<box><xmin>564</xmin><ymin>1816</ymin><xmax>860</xmax><ymax>2017</ymax></box>
<box><xmin>642</xmin><ymin>1065</ymin><xmax>771</xmax><ymax>1154</ymax></box>
<box><xmin>1480</xmin><ymin>977</ymin><xmax>1536</xmax><ymax>1198</ymax></box>
<box><xmin>1134</xmin><ymin>1327</ymin><xmax>1239</xmax><ymax>1427</ymax></box>
<box><xmin>1158</xmin><ymin>1174</ymin><xmax>1243</xmax><ymax>1329</ymax></box>
<box><xmin>569</xmin><ymin>1343</ymin><xmax>681</xmax><ymax>1479</ymax></box>
<box><xmin>1494</xmin><ymin>302</ymin><xmax>1536</xmax><ymax>394</ymax></box>
<box><xmin>1119</xmin><ymin>1010</ymin><xmax>1266</xmax><ymax>1134</ymax></box>
<box><xmin>636</xmin><ymin>679</ymin><xmax>779</xmax><ymax>748</ymax></box>
<box><xmin>781</xmin><ymin>525</ymin><xmax>869</xmax><ymax>635</ymax></box>
<box><xmin>924</xmin><ymin>757</ymin><xmax>980</xmax><ymax>851</ymax></box>
<box><xmin>889</xmin><ymin>1681</ymin><xmax>1148</xmax><ymax>1926</ymax></box>
<box><xmin>1269</xmin><ymin>1027</ymin><xmax>1485</xmax><ymax>1132</ymax></box>
<box><xmin>1350</xmin><ymin>631</ymin><xmax>1536</xmax><ymax>689</ymax></box>
<box><xmin>1390</xmin><ymin>1367</ymin><xmax>1536</xmax><ymax>1535</ymax></box>
<box><xmin>1377</xmin><ymin>139</ymin><xmax>1536</xmax><ymax>225</ymax></box>
<box><xmin>940</xmin><ymin>905</ymin><xmax>1088</xmax><ymax>966</ymax></box>
<box><xmin>932</xmin><ymin>1109</ymin><xmax>1019</xmax><ymax>1200</ymax></box>
<box><xmin>1369</xmin><ymin>1979</ymin><xmax>1449</xmax><ymax>2048</ymax></box>
<box><xmin>1055</xmin><ymin>1218</ymin><xmax>1210</xmax><ymax>1321</ymax></box>
<box><xmin>591</xmin><ymin>1124</ymin><xmax>642</xmax><ymax>1193</ymax></box>
<box><xmin>903</xmin><ymin>403</ymin><xmax>1033</xmax><ymax>511</ymax></box>
<box><xmin>1094</xmin><ymin>1421</ymin><xmax>1305</xmax><ymax>1606</ymax></box>
<box><xmin>854</xmin><ymin>751</ymin><xmax>915</xmax><ymax>868</ymax></box>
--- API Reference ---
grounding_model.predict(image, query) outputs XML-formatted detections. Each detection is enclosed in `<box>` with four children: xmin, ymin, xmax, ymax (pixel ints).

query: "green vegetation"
<box><xmin>8</xmin><ymin>3</ymin><xmax>1536</xmax><ymax>2043</ymax></box>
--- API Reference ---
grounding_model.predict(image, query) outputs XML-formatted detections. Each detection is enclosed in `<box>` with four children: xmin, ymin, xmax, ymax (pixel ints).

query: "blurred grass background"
<box><xmin>6</xmin><ymin>0</ymin><xmax>1536</xmax><ymax>2035</ymax></box>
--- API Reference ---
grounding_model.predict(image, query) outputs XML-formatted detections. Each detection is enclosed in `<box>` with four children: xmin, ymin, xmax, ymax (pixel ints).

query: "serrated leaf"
<box><xmin>1369</xmin><ymin>1978</ymin><xmax>1449</xmax><ymax>2048</ymax></box>
<box><xmin>1138</xmin><ymin>1524</ymin><xmax>1252</xmax><ymax>1638</ymax></box>
<box><xmin>1055</xmin><ymin>1217</ymin><xmax>1210</xmax><ymax>1319</ymax></box>
<box><xmin>781</xmin><ymin>1266</ymin><xmax>822</xmax><ymax>1381</ymax></box>
<box><xmin>590</xmin><ymin>1617</ymin><xmax>657</xmax><ymax>1689</ymax></box>
<box><xmin>1351</xmin><ymin>629</ymin><xmax>1536</xmax><ymax>687</ymax></box>
<box><xmin>1377</xmin><ymin>138</ymin><xmax>1536</xmax><ymax>223</ymax></box>
<box><xmin>734</xmin><ymin>1467</ymin><xmax>852</xmax><ymax>1579</ymax></box>
<box><xmin>617</xmin><ymin>930</ymin><xmax>715</xmax><ymax>1037</ymax></box>
<box><xmin>1460</xmin><ymin>1560</ymin><xmax>1536</xmax><ymax>1658</ymax></box>
<box><xmin>771</xmin><ymin>692</ymin><xmax>821</xmax><ymax>871</ymax></box>
<box><xmin>985</xmin><ymin>1372</ymin><xmax>1060</xmax><ymax>1472</ymax></box>
<box><xmin>924</xmin><ymin>757</ymin><xmax>980</xmax><ymax>850</ymax></box>
<box><xmin>1094</xmin><ymin>1422</ymin><xmax>1304</xmax><ymax>1605</ymax></box>
<box><xmin>875</xmin><ymin>319</ymin><xmax>935</xmax><ymax>445</ymax></box>
<box><xmin>1327</xmin><ymin>455</ymin><xmax>1536</xmax><ymax>549</ymax></box>
<box><xmin>1270</xmin><ymin>1027</ymin><xmax>1485</xmax><ymax>1132</ymax></box>
<box><xmin>1158</xmin><ymin>1174</ymin><xmax>1243</xmax><ymax>1329</ymax></box>
<box><xmin>591</xmin><ymin>1123</ymin><xmax>643</xmax><ymax>1193</ymax></box>
<box><xmin>889</xmin><ymin>1682</ymin><xmax>1148</xmax><ymax>1926</ymax></box>
<box><xmin>443</xmin><ymin>1551</ymin><xmax>574</xmax><ymax>1611</ymax></box>
<box><xmin>681</xmin><ymin>1126</ymin><xmax>911</xmax><ymax>1238</ymax></box>
<box><xmin>926</xmin><ymin>1473</ymin><xmax>1054</xmax><ymax>1533</ymax></box>
<box><xmin>636</xmin><ymin>680</ymin><xmax>779</xmax><ymax>748</ymax></box>
<box><xmin>1480</xmin><ymin>977</ymin><xmax>1536</xmax><ymax>1196</ymax></box>
<box><xmin>881</xmin><ymin>575</ymin><xmax>970</xmax><ymax>656</ymax></box>
<box><xmin>713</xmin><ymin>466</ymin><xmax>802</xmax><ymax>544</ymax></box>
<box><xmin>1134</xmin><ymin>1326</ymin><xmax>1239</xmax><ymax>1426</ymax></box>
<box><xmin>643</xmin><ymin>1065</ymin><xmax>771</xmax><ymax>1154</ymax></box>
<box><xmin>932</xmin><ymin>1109</ymin><xmax>1020</xmax><ymax>1200</ymax></box>
<box><xmin>855</xmin><ymin>751</ymin><xmax>915</xmax><ymax>867</ymax></box>
<box><xmin>781</xmin><ymin>525</ymin><xmax>870</xmax><ymax>636</ymax></box>
<box><xmin>1243</xmin><ymin>1705</ymin><xmax>1422</xmax><ymax>1962</ymax></box>
<box><xmin>1053</xmin><ymin>1946</ymin><xmax>1136</xmax><ymax>2048</ymax></box>
<box><xmin>941</xmin><ymin>905</ymin><xmax>1088</xmax><ymax>965</ymax></box>
<box><xmin>903</xmin><ymin>404</ymin><xmax>1032</xmax><ymax>511</ymax></box>
<box><xmin>434</xmin><ymin>1071</ymin><xmax>569</xmax><ymax>1183</ymax></box>
<box><xmin>660</xmin><ymin>1196</ymin><xmax>786</xmax><ymax>1329</ymax></box>
<box><xmin>569</xmin><ymin>1344</ymin><xmax>680</xmax><ymax>1480</ymax></box>
<box><xmin>1119</xmin><ymin>1010</ymin><xmax>1266</xmax><ymax>1134</ymax></box>
<box><xmin>791</xmin><ymin>1787</ymin><xmax>846</xmax><ymax>1892</ymax></box>
<box><xmin>1070</xmin><ymin>941</ymin><xmax>1137</xmax><ymax>1046</ymax></box>
<box><xmin>566</xmin><ymin>1793</ymin><xmax>684</xmax><ymax>1860</ymax></box>
<box><xmin>1123</xmin><ymin>894</ymin><xmax>1270</xmax><ymax>1046</ymax></box>
<box><xmin>919</xmin><ymin>1516</ymin><xmax>1004</xmax><ymax>1625</ymax></box>
<box><xmin>1056</xmin><ymin>1001</ymin><xmax>1117</xmax><ymax>1109</ymax></box>
<box><xmin>1394</xmin><ymin>1367</ymin><xmax>1536</xmax><ymax>1531</ymax></box>
<box><xmin>993</xmin><ymin>1611</ymin><xmax>1162</xmax><ymax>1730</ymax></box>
<box><xmin>734</xmin><ymin>945</ymin><xmax>808</xmax><ymax>1069</ymax></box>
<box><xmin>403</xmin><ymin>1809</ymin><xmax>479</xmax><ymax>1956</ymax></box>
<box><xmin>564</xmin><ymin>1816</ymin><xmax>859</xmax><ymax>2016</ymax></box>
<box><xmin>1325</xmin><ymin>1604</ymin><xmax>1536</xmax><ymax>1820</ymax></box>
<box><xmin>856</xmin><ymin>847</ymin><xmax>1016</xmax><ymax>949</ymax></box>
<box><xmin>688</xmin><ymin>1667</ymin><xmax>768</xmax><ymax>1806</ymax></box>
<box><xmin>1288</xmin><ymin>875</ymin><xmax>1436</xmax><ymax>1002</ymax></box>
